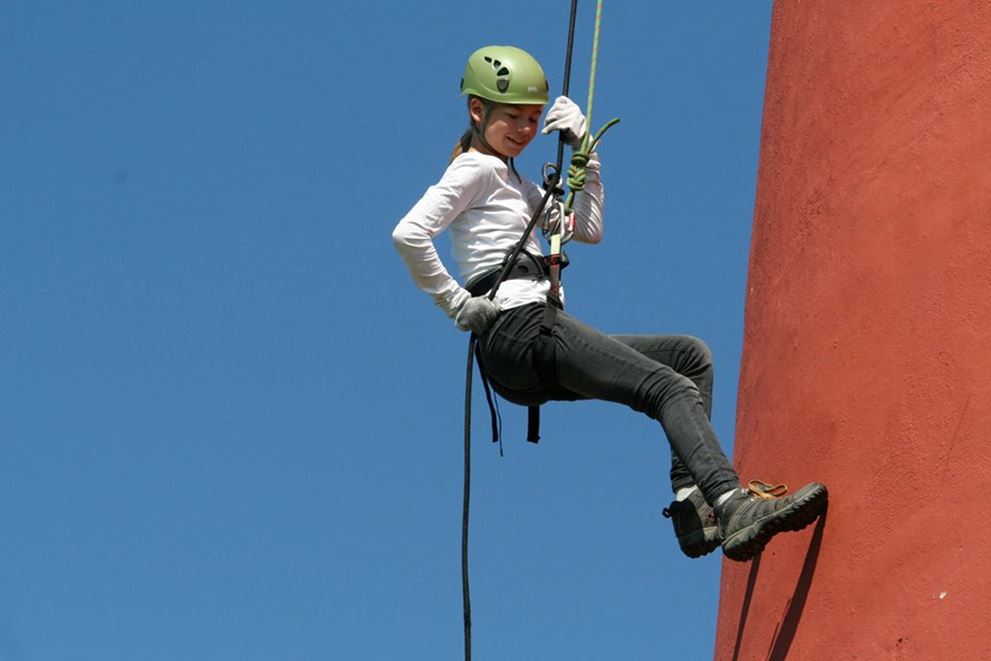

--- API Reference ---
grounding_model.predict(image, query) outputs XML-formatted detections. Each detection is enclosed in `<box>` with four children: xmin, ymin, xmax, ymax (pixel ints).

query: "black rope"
<box><xmin>461</xmin><ymin>3</ymin><xmax>580</xmax><ymax>659</ymax></box>
<box><xmin>555</xmin><ymin>0</ymin><xmax>579</xmax><ymax>191</ymax></box>
<box><xmin>462</xmin><ymin>334</ymin><xmax>475</xmax><ymax>661</ymax></box>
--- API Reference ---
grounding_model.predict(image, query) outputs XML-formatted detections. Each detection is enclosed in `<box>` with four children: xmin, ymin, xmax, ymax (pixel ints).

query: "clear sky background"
<box><xmin>2</xmin><ymin>2</ymin><xmax>773</xmax><ymax>659</ymax></box>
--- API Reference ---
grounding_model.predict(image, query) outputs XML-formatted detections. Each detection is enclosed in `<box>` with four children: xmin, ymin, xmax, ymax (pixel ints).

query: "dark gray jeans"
<box><xmin>477</xmin><ymin>302</ymin><xmax>739</xmax><ymax>505</ymax></box>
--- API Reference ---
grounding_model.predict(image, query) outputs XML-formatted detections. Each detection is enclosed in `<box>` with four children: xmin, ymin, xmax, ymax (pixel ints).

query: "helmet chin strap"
<box><xmin>470</xmin><ymin>102</ymin><xmax>509</xmax><ymax>160</ymax></box>
<box><xmin>471</xmin><ymin>128</ymin><xmax>503</xmax><ymax>159</ymax></box>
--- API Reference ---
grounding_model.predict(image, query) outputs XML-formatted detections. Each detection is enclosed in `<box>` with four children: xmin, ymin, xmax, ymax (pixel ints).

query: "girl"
<box><xmin>392</xmin><ymin>45</ymin><xmax>827</xmax><ymax>561</ymax></box>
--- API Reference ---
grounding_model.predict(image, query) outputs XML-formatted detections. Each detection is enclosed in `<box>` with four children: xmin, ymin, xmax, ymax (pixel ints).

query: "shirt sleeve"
<box><xmin>392</xmin><ymin>158</ymin><xmax>486</xmax><ymax>319</ymax></box>
<box><xmin>524</xmin><ymin>151</ymin><xmax>604</xmax><ymax>245</ymax></box>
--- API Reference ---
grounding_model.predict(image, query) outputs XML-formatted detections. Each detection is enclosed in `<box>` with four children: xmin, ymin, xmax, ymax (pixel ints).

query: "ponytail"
<box><xmin>449</xmin><ymin>127</ymin><xmax>474</xmax><ymax>164</ymax></box>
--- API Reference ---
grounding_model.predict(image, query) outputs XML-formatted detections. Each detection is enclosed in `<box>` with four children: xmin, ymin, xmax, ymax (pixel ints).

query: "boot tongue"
<box><xmin>714</xmin><ymin>487</ymin><xmax>748</xmax><ymax>517</ymax></box>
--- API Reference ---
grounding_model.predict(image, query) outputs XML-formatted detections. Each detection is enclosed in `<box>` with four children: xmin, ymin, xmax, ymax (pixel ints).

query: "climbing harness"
<box><xmin>466</xmin><ymin>250</ymin><xmax>566</xmax><ymax>446</ymax></box>
<box><xmin>460</xmin><ymin>2</ymin><xmax>618</xmax><ymax>659</ymax></box>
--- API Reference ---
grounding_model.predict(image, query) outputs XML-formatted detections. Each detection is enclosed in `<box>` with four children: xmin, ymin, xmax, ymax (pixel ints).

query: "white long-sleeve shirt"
<box><xmin>392</xmin><ymin>151</ymin><xmax>604</xmax><ymax>319</ymax></box>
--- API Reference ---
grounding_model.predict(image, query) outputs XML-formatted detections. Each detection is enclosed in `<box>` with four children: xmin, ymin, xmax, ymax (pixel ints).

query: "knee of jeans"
<box><xmin>683</xmin><ymin>336</ymin><xmax>713</xmax><ymax>374</ymax></box>
<box><xmin>644</xmin><ymin>372</ymin><xmax>702</xmax><ymax>417</ymax></box>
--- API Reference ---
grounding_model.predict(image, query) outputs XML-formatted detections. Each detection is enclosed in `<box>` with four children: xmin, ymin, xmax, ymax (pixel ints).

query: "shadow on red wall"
<box><xmin>731</xmin><ymin>512</ymin><xmax>828</xmax><ymax>661</ymax></box>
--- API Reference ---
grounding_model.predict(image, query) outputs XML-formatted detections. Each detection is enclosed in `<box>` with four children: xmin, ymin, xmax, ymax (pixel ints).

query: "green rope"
<box><xmin>565</xmin><ymin>118</ymin><xmax>619</xmax><ymax>196</ymax></box>
<box><xmin>585</xmin><ymin>0</ymin><xmax>604</xmax><ymax>131</ymax></box>
<box><xmin>562</xmin><ymin>0</ymin><xmax>619</xmax><ymax>214</ymax></box>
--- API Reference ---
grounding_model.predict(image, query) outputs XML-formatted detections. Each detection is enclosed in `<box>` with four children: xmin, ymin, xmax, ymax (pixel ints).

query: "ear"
<box><xmin>468</xmin><ymin>97</ymin><xmax>485</xmax><ymax>125</ymax></box>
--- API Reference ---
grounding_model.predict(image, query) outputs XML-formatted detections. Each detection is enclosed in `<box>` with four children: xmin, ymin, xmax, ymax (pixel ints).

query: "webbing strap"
<box><xmin>527</xmin><ymin>406</ymin><xmax>540</xmax><ymax>443</ymax></box>
<box><xmin>473</xmin><ymin>342</ymin><xmax>503</xmax><ymax>455</ymax></box>
<box><xmin>537</xmin><ymin>295</ymin><xmax>561</xmax><ymax>386</ymax></box>
<box><xmin>527</xmin><ymin>294</ymin><xmax>561</xmax><ymax>443</ymax></box>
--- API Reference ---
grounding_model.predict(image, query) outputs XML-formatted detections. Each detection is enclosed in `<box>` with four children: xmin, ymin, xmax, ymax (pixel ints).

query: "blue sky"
<box><xmin>1</xmin><ymin>2</ymin><xmax>772</xmax><ymax>659</ymax></box>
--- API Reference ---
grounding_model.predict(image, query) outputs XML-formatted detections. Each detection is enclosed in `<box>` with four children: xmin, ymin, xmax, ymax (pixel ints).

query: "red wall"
<box><xmin>714</xmin><ymin>3</ymin><xmax>991</xmax><ymax>659</ymax></box>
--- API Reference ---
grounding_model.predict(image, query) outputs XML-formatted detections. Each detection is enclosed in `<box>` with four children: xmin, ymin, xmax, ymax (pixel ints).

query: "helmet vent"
<box><xmin>484</xmin><ymin>57</ymin><xmax>510</xmax><ymax>75</ymax></box>
<box><xmin>497</xmin><ymin>79</ymin><xmax>509</xmax><ymax>92</ymax></box>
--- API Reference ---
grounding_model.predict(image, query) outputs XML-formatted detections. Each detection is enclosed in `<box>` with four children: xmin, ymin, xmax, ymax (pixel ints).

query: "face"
<box><xmin>470</xmin><ymin>99</ymin><xmax>545</xmax><ymax>158</ymax></box>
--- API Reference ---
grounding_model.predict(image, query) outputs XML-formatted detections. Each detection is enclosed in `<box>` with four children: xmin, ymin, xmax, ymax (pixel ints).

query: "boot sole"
<box><xmin>721</xmin><ymin>483</ymin><xmax>828</xmax><ymax>562</ymax></box>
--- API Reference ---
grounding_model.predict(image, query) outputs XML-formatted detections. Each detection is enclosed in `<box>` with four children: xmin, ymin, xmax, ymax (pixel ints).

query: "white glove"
<box><xmin>542</xmin><ymin>95</ymin><xmax>587</xmax><ymax>147</ymax></box>
<box><xmin>455</xmin><ymin>295</ymin><xmax>501</xmax><ymax>335</ymax></box>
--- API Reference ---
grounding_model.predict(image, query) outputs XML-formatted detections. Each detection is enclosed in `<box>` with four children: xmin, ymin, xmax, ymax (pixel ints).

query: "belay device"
<box><xmin>460</xmin><ymin>1</ymin><xmax>619</xmax><ymax>659</ymax></box>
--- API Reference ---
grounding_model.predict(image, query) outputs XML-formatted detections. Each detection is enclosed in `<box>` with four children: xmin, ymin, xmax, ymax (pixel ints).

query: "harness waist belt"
<box><xmin>466</xmin><ymin>251</ymin><xmax>569</xmax><ymax>298</ymax></box>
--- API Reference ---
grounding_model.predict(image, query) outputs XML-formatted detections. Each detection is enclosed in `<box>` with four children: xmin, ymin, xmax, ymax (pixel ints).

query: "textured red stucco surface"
<box><xmin>714</xmin><ymin>3</ymin><xmax>991</xmax><ymax>660</ymax></box>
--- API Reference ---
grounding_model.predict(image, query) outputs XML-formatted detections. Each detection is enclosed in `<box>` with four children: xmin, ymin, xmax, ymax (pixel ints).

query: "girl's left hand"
<box><xmin>455</xmin><ymin>295</ymin><xmax>501</xmax><ymax>335</ymax></box>
<box><xmin>542</xmin><ymin>96</ymin><xmax>587</xmax><ymax>147</ymax></box>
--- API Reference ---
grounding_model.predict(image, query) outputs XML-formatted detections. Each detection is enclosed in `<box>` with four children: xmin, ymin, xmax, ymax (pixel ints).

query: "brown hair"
<box><xmin>449</xmin><ymin>126</ymin><xmax>475</xmax><ymax>164</ymax></box>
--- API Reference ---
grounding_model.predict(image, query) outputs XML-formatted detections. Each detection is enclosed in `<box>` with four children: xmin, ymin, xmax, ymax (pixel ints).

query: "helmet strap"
<box><xmin>469</xmin><ymin>100</ymin><xmax>501</xmax><ymax>158</ymax></box>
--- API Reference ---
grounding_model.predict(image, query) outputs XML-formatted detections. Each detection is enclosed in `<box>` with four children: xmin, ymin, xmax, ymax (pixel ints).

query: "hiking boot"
<box><xmin>662</xmin><ymin>488</ymin><xmax>720</xmax><ymax>559</ymax></box>
<box><xmin>717</xmin><ymin>481</ymin><xmax>828</xmax><ymax>562</ymax></box>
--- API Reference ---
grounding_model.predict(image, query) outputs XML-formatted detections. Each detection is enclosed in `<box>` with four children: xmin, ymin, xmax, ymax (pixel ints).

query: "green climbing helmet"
<box><xmin>460</xmin><ymin>45</ymin><xmax>550</xmax><ymax>105</ymax></box>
